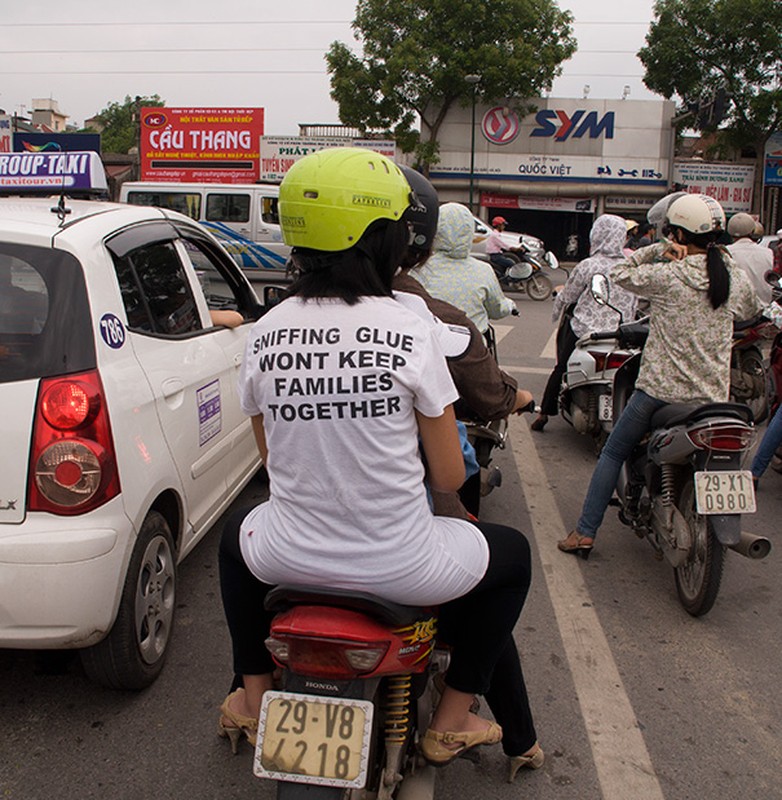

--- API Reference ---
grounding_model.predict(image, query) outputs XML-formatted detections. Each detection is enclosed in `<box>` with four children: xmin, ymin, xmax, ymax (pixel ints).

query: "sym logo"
<box><xmin>481</xmin><ymin>107</ymin><xmax>521</xmax><ymax>145</ymax></box>
<box><xmin>531</xmin><ymin>110</ymin><xmax>615</xmax><ymax>141</ymax></box>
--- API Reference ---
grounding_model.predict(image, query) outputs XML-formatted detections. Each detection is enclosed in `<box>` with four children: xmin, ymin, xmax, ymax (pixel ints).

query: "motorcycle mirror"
<box><xmin>590</xmin><ymin>274</ymin><xmax>610</xmax><ymax>305</ymax></box>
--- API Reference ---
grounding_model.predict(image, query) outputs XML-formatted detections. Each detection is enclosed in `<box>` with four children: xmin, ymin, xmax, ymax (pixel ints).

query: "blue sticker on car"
<box><xmin>99</xmin><ymin>313</ymin><xmax>126</xmax><ymax>349</ymax></box>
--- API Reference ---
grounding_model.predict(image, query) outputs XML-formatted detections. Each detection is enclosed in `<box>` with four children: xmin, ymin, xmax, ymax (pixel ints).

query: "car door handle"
<box><xmin>161</xmin><ymin>378</ymin><xmax>185</xmax><ymax>399</ymax></box>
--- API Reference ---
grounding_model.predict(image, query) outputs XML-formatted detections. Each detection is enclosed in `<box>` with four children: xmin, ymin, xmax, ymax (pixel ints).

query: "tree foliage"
<box><xmin>638</xmin><ymin>0</ymin><xmax>782</xmax><ymax>151</ymax></box>
<box><xmin>86</xmin><ymin>94</ymin><xmax>164</xmax><ymax>154</ymax></box>
<box><xmin>326</xmin><ymin>0</ymin><xmax>576</xmax><ymax>166</ymax></box>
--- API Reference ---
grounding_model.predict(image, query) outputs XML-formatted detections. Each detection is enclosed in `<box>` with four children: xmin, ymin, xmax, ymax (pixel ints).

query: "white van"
<box><xmin>120</xmin><ymin>181</ymin><xmax>289</xmax><ymax>273</ymax></box>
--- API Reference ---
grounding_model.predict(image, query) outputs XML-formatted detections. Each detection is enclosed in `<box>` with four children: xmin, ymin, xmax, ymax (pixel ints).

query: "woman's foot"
<box><xmin>557</xmin><ymin>530</ymin><xmax>594</xmax><ymax>559</ymax></box>
<box><xmin>508</xmin><ymin>742</ymin><xmax>545</xmax><ymax>782</ymax></box>
<box><xmin>218</xmin><ymin>688</ymin><xmax>259</xmax><ymax>753</ymax></box>
<box><xmin>420</xmin><ymin>712</ymin><xmax>503</xmax><ymax>766</ymax></box>
<box><xmin>530</xmin><ymin>414</ymin><xmax>549</xmax><ymax>432</ymax></box>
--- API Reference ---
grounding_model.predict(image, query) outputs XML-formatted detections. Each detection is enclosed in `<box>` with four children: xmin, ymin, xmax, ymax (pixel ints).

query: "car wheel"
<box><xmin>80</xmin><ymin>511</ymin><xmax>177</xmax><ymax>689</ymax></box>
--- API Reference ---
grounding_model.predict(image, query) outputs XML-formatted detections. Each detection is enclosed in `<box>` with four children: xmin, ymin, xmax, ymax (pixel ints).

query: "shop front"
<box><xmin>429</xmin><ymin>97</ymin><xmax>676</xmax><ymax>259</ymax></box>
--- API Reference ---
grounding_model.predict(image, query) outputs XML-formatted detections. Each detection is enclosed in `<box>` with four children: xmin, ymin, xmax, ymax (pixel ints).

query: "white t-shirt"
<box><xmin>237</xmin><ymin>295</ymin><xmax>489</xmax><ymax>606</ymax></box>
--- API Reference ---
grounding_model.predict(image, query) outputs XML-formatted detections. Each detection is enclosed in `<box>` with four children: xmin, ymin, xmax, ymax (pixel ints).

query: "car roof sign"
<box><xmin>0</xmin><ymin>151</ymin><xmax>108</xmax><ymax>196</ymax></box>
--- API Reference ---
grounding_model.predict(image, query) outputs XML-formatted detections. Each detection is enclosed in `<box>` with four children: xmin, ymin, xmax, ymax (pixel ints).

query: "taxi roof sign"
<box><xmin>0</xmin><ymin>150</ymin><xmax>108</xmax><ymax>195</ymax></box>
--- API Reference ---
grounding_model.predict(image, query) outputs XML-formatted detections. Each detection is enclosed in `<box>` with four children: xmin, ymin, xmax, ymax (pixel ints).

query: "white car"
<box><xmin>0</xmin><ymin>152</ymin><xmax>264</xmax><ymax>689</ymax></box>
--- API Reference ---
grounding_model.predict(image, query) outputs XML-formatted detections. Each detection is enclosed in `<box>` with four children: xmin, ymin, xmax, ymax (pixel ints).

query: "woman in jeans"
<box><xmin>559</xmin><ymin>194</ymin><xmax>763</xmax><ymax>558</ymax></box>
<box><xmin>217</xmin><ymin>148</ymin><xmax>542</xmax><ymax>780</ymax></box>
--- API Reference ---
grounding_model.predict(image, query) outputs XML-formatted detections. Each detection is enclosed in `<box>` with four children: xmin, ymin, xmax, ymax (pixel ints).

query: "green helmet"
<box><xmin>279</xmin><ymin>147</ymin><xmax>411</xmax><ymax>252</ymax></box>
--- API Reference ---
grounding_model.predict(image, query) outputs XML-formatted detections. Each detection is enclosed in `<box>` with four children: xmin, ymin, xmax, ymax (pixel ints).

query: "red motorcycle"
<box><xmin>252</xmin><ymin>586</ymin><xmax>444</xmax><ymax>799</ymax></box>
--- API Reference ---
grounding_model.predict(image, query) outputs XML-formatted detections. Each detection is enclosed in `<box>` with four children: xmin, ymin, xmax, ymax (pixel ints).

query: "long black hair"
<box><xmin>668</xmin><ymin>225</ymin><xmax>730</xmax><ymax>309</ymax></box>
<box><xmin>287</xmin><ymin>218</ymin><xmax>409</xmax><ymax>305</ymax></box>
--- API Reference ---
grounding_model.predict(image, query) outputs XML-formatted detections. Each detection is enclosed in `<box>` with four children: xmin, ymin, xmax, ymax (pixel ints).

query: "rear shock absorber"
<box><xmin>661</xmin><ymin>463</ymin><xmax>676</xmax><ymax>507</ymax></box>
<box><xmin>384</xmin><ymin>674</ymin><xmax>412</xmax><ymax>744</ymax></box>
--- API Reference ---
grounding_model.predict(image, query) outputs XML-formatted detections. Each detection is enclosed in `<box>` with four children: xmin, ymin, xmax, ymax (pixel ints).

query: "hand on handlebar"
<box><xmin>512</xmin><ymin>389</ymin><xmax>536</xmax><ymax>414</ymax></box>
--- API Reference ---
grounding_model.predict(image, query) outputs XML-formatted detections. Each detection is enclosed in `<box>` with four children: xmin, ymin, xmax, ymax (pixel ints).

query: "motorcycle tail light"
<box><xmin>687</xmin><ymin>425</ymin><xmax>756</xmax><ymax>451</ymax></box>
<box><xmin>265</xmin><ymin>634</ymin><xmax>389</xmax><ymax>679</ymax></box>
<box><xmin>588</xmin><ymin>351</ymin><xmax>631</xmax><ymax>372</ymax></box>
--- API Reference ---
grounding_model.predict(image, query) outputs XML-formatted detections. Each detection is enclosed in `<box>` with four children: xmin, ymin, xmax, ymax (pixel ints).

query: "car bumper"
<box><xmin>0</xmin><ymin>499</ymin><xmax>132</xmax><ymax>648</ymax></box>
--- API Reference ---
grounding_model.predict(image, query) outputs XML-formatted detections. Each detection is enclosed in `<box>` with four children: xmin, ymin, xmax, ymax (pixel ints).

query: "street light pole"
<box><xmin>465</xmin><ymin>74</ymin><xmax>481</xmax><ymax>214</ymax></box>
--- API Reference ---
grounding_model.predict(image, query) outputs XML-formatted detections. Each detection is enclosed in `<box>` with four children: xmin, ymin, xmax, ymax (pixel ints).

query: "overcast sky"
<box><xmin>1</xmin><ymin>0</ymin><xmax>659</xmax><ymax>133</ymax></box>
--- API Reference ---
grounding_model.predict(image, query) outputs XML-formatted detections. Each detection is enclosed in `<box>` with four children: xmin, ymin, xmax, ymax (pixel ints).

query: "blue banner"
<box><xmin>13</xmin><ymin>132</ymin><xmax>101</xmax><ymax>154</ymax></box>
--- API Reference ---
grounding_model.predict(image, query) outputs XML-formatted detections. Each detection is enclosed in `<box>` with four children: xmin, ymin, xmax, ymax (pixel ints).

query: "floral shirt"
<box><xmin>611</xmin><ymin>243</ymin><xmax>763</xmax><ymax>404</ymax></box>
<box><xmin>412</xmin><ymin>203</ymin><xmax>516</xmax><ymax>334</ymax></box>
<box><xmin>552</xmin><ymin>214</ymin><xmax>638</xmax><ymax>337</ymax></box>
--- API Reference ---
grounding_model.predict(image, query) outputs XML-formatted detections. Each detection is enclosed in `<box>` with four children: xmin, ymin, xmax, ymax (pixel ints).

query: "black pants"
<box><xmin>219</xmin><ymin>512</ymin><xmax>537</xmax><ymax>756</ymax></box>
<box><xmin>540</xmin><ymin>316</ymin><xmax>578</xmax><ymax>416</ymax></box>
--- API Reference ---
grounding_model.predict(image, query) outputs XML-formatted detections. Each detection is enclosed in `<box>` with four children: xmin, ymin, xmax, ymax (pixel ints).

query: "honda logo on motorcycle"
<box><xmin>531</xmin><ymin>110</ymin><xmax>615</xmax><ymax>141</ymax></box>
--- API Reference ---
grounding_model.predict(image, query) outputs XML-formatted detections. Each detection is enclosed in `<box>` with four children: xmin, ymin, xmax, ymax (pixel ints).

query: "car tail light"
<box><xmin>28</xmin><ymin>370</ymin><xmax>120</xmax><ymax>515</ymax></box>
<box><xmin>265</xmin><ymin>634</ymin><xmax>389</xmax><ymax>679</ymax></box>
<box><xmin>687</xmin><ymin>425</ymin><xmax>756</xmax><ymax>452</ymax></box>
<box><xmin>588</xmin><ymin>351</ymin><xmax>631</xmax><ymax>372</ymax></box>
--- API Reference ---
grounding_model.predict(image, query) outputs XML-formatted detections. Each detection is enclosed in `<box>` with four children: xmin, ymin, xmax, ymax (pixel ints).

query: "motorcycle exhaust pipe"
<box><xmin>727</xmin><ymin>531</ymin><xmax>771</xmax><ymax>559</ymax></box>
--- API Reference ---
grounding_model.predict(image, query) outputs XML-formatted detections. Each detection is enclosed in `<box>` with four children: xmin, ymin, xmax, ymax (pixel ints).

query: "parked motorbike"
<box><xmin>591</xmin><ymin>274</ymin><xmax>770</xmax><ymax>617</ymax></box>
<box><xmin>492</xmin><ymin>243</ymin><xmax>557</xmax><ymax>301</ymax></box>
<box><xmin>729</xmin><ymin>314</ymin><xmax>772</xmax><ymax>423</ymax></box>
<box><xmin>254</xmin><ymin>585</ymin><xmax>442</xmax><ymax>799</ymax></box>
<box><xmin>559</xmin><ymin>308</ymin><xmax>649</xmax><ymax>453</ymax></box>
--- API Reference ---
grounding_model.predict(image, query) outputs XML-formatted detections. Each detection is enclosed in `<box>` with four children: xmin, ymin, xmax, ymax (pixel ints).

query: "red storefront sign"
<box><xmin>140</xmin><ymin>107</ymin><xmax>264</xmax><ymax>183</ymax></box>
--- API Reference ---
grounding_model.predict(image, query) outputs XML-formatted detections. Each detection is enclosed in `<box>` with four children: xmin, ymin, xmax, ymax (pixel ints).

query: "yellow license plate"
<box><xmin>254</xmin><ymin>691</ymin><xmax>374</xmax><ymax>788</ymax></box>
<box><xmin>694</xmin><ymin>470</ymin><xmax>756</xmax><ymax>515</ymax></box>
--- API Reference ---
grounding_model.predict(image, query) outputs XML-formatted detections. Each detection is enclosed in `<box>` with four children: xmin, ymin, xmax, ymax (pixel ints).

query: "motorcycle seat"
<box><xmin>265</xmin><ymin>584</ymin><xmax>433</xmax><ymax>627</ymax></box>
<box><xmin>651</xmin><ymin>401</ymin><xmax>754</xmax><ymax>430</ymax></box>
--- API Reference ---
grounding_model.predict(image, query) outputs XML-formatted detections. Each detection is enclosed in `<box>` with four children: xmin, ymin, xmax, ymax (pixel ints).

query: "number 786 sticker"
<box><xmin>99</xmin><ymin>313</ymin><xmax>126</xmax><ymax>349</ymax></box>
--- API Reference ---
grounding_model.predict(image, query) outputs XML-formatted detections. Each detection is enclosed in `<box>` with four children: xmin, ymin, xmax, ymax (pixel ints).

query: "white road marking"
<box><xmin>498</xmin><ymin>364</ymin><xmax>552</xmax><ymax>375</ymax></box>
<box><xmin>509</xmin><ymin>414</ymin><xmax>666</xmax><ymax>800</ymax></box>
<box><xmin>541</xmin><ymin>326</ymin><xmax>558</xmax><ymax>359</ymax></box>
<box><xmin>492</xmin><ymin>324</ymin><xmax>514</xmax><ymax>344</ymax></box>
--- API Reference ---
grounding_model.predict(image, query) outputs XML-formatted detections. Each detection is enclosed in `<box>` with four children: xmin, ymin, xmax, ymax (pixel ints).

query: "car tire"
<box><xmin>80</xmin><ymin>511</ymin><xmax>177</xmax><ymax>690</ymax></box>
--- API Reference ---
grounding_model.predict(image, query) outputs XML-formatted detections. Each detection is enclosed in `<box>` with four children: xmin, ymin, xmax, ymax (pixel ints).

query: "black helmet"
<box><xmin>399</xmin><ymin>166</ymin><xmax>439</xmax><ymax>255</ymax></box>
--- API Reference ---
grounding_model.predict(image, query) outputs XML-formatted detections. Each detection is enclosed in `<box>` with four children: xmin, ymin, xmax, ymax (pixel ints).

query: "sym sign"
<box><xmin>530</xmin><ymin>110</ymin><xmax>615</xmax><ymax>141</ymax></box>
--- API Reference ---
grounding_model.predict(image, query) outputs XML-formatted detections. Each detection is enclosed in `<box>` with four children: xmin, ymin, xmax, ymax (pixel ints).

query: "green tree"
<box><xmin>86</xmin><ymin>94</ymin><xmax>165</xmax><ymax>154</ymax></box>
<box><xmin>326</xmin><ymin>0</ymin><xmax>576</xmax><ymax>168</ymax></box>
<box><xmin>638</xmin><ymin>0</ymin><xmax>782</xmax><ymax>209</ymax></box>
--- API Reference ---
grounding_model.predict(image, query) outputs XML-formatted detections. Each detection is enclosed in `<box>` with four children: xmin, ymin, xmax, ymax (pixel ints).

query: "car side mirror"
<box><xmin>263</xmin><ymin>285</ymin><xmax>289</xmax><ymax>309</ymax></box>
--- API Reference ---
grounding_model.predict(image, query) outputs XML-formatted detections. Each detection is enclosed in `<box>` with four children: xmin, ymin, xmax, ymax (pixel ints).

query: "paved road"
<box><xmin>1</xmin><ymin>294</ymin><xmax>780</xmax><ymax>800</ymax></box>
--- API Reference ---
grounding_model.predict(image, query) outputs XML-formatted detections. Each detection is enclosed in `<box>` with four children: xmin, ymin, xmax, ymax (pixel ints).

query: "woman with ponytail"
<box><xmin>559</xmin><ymin>194</ymin><xmax>763</xmax><ymax>558</ymax></box>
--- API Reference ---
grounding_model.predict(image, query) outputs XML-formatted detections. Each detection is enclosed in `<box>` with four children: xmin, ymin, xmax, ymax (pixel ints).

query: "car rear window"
<box><xmin>0</xmin><ymin>243</ymin><xmax>95</xmax><ymax>384</ymax></box>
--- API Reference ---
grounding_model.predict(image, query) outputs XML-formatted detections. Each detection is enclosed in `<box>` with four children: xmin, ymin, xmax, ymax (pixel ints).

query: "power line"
<box><xmin>1</xmin><ymin>19</ymin><xmax>351</xmax><ymax>27</ymax></box>
<box><xmin>0</xmin><ymin>47</ymin><xmax>331</xmax><ymax>55</ymax></box>
<box><xmin>2</xmin><ymin>69</ymin><xmax>326</xmax><ymax>75</ymax></box>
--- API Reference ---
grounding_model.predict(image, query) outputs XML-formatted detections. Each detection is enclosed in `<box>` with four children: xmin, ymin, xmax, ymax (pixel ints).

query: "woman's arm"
<box><xmin>250</xmin><ymin>414</ymin><xmax>268</xmax><ymax>462</ymax></box>
<box><xmin>416</xmin><ymin>406</ymin><xmax>466</xmax><ymax>493</ymax></box>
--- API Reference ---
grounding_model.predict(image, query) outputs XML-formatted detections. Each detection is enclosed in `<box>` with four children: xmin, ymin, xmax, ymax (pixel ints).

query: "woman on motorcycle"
<box><xmin>218</xmin><ymin>148</ymin><xmax>542</xmax><ymax>778</ymax></box>
<box><xmin>412</xmin><ymin>202</ymin><xmax>517</xmax><ymax>335</ymax></box>
<box><xmin>559</xmin><ymin>194</ymin><xmax>763</xmax><ymax>558</ymax></box>
<box><xmin>530</xmin><ymin>214</ymin><xmax>637</xmax><ymax>432</ymax></box>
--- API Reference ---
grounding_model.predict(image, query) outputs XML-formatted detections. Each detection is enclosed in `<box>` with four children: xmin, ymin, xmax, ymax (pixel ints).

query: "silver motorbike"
<box><xmin>592</xmin><ymin>274</ymin><xmax>770</xmax><ymax>617</ymax></box>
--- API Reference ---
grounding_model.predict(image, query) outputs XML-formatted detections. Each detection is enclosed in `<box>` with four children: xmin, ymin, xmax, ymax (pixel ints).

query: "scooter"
<box><xmin>591</xmin><ymin>274</ymin><xmax>770</xmax><ymax>617</ymax></box>
<box><xmin>492</xmin><ymin>244</ymin><xmax>557</xmax><ymax>301</ymax></box>
<box><xmin>729</xmin><ymin>314</ymin><xmax>772</xmax><ymax>423</ymax></box>
<box><xmin>253</xmin><ymin>585</ymin><xmax>444</xmax><ymax>799</ymax></box>
<box><xmin>559</xmin><ymin>308</ymin><xmax>649</xmax><ymax>453</ymax></box>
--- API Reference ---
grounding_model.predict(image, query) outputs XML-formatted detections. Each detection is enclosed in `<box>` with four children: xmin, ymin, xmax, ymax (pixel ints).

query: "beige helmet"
<box><xmin>727</xmin><ymin>212</ymin><xmax>756</xmax><ymax>238</ymax></box>
<box><xmin>666</xmin><ymin>194</ymin><xmax>726</xmax><ymax>234</ymax></box>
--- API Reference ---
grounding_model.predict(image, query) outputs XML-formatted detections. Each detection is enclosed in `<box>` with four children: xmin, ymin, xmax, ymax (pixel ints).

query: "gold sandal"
<box><xmin>508</xmin><ymin>742</ymin><xmax>545</xmax><ymax>782</ymax></box>
<box><xmin>218</xmin><ymin>689</ymin><xmax>259</xmax><ymax>754</ymax></box>
<box><xmin>557</xmin><ymin>530</ymin><xmax>594</xmax><ymax>560</ymax></box>
<box><xmin>420</xmin><ymin>720</ymin><xmax>502</xmax><ymax>766</ymax></box>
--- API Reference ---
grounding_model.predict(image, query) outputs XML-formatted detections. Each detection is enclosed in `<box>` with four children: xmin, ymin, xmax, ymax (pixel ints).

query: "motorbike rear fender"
<box><xmin>708</xmin><ymin>514</ymin><xmax>742</xmax><ymax>547</ymax></box>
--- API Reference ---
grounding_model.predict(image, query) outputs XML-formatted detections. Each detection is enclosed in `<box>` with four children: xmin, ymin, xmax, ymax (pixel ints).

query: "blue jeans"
<box><xmin>751</xmin><ymin>406</ymin><xmax>782</xmax><ymax>479</ymax></box>
<box><xmin>577</xmin><ymin>389</ymin><xmax>667</xmax><ymax>538</ymax></box>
